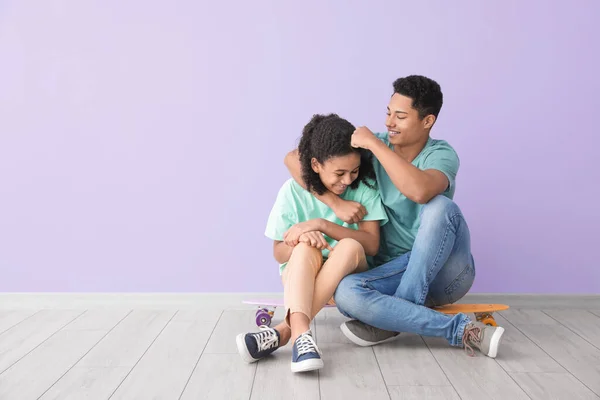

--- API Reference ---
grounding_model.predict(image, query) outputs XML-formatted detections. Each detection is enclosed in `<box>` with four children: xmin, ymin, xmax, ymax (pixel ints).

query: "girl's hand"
<box><xmin>299</xmin><ymin>231</ymin><xmax>333</xmax><ymax>251</ymax></box>
<box><xmin>284</xmin><ymin>220</ymin><xmax>321</xmax><ymax>247</ymax></box>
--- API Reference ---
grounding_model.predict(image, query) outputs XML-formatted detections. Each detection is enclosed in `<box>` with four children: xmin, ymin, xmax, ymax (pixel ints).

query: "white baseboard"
<box><xmin>0</xmin><ymin>292</ymin><xmax>598</xmax><ymax>309</ymax></box>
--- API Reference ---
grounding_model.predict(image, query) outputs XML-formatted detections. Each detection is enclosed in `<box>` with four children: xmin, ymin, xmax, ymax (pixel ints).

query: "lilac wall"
<box><xmin>1</xmin><ymin>1</ymin><xmax>598</xmax><ymax>293</ymax></box>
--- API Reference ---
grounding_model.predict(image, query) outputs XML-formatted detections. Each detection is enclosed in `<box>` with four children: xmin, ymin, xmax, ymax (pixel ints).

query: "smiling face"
<box><xmin>311</xmin><ymin>152</ymin><xmax>361</xmax><ymax>195</ymax></box>
<box><xmin>385</xmin><ymin>93</ymin><xmax>436</xmax><ymax>148</ymax></box>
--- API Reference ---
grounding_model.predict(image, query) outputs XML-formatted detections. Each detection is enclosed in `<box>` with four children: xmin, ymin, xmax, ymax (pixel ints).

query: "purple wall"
<box><xmin>1</xmin><ymin>1</ymin><xmax>598</xmax><ymax>293</ymax></box>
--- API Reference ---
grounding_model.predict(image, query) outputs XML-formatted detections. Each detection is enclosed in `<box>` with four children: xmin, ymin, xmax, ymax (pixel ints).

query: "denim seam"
<box><xmin>455</xmin><ymin>314</ymin><xmax>470</xmax><ymax>347</ymax></box>
<box><xmin>445</xmin><ymin>263</ymin><xmax>471</xmax><ymax>302</ymax></box>
<box><xmin>362</xmin><ymin>268</ymin><xmax>406</xmax><ymax>289</ymax></box>
<box><xmin>419</xmin><ymin>212</ymin><xmax>463</xmax><ymax>305</ymax></box>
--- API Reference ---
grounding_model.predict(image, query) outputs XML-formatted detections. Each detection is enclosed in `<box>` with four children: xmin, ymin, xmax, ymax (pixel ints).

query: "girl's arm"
<box><xmin>315</xmin><ymin>219</ymin><xmax>380</xmax><ymax>256</ymax></box>
<box><xmin>273</xmin><ymin>240</ymin><xmax>294</xmax><ymax>264</ymax></box>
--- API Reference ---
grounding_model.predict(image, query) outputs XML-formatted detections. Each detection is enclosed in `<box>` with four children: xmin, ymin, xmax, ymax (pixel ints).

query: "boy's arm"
<box><xmin>352</xmin><ymin>128</ymin><xmax>449</xmax><ymax>204</ymax></box>
<box><xmin>284</xmin><ymin>150</ymin><xmax>367</xmax><ymax>223</ymax></box>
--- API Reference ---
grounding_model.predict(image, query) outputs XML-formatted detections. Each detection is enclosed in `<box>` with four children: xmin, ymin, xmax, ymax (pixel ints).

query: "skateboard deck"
<box><xmin>243</xmin><ymin>298</ymin><xmax>335</xmax><ymax>327</ymax></box>
<box><xmin>433</xmin><ymin>303</ymin><xmax>509</xmax><ymax>326</ymax></box>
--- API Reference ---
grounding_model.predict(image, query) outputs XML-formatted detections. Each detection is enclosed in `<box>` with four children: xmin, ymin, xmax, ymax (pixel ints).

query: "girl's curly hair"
<box><xmin>298</xmin><ymin>113</ymin><xmax>376</xmax><ymax>195</ymax></box>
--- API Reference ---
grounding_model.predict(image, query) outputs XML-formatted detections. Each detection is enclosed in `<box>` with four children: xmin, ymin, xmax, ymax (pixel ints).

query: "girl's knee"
<box><xmin>333</xmin><ymin>238</ymin><xmax>365</xmax><ymax>260</ymax></box>
<box><xmin>336</xmin><ymin>238</ymin><xmax>362</xmax><ymax>251</ymax></box>
<box><xmin>292</xmin><ymin>242</ymin><xmax>322</xmax><ymax>256</ymax></box>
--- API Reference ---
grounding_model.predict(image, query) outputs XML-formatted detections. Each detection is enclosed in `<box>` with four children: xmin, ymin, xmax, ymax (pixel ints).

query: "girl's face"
<box><xmin>311</xmin><ymin>152</ymin><xmax>361</xmax><ymax>195</ymax></box>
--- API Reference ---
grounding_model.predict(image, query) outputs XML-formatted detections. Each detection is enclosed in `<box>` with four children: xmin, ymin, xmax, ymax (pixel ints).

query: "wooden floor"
<box><xmin>1</xmin><ymin>303</ymin><xmax>600</xmax><ymax>399</ymax></box>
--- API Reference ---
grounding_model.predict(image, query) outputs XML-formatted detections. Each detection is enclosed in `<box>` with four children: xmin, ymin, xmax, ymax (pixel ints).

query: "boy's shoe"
<box><xmin>236</xmin><ymin>325</ymin><xmax>281</xmax><ymax>363</ymax></box>
<box><xmin>340</xmin><ymin>320</ymin><xmax>400</xmax><ymax>346</ymax></box>
<box><xmin>291</xmin><ymin>330</ymin><xmax>323</xmax><ymax>372</ymax></box>
<box><xmin>462</xmin><ymin>321</ymin><xmax>505</xmax><ymax>358</ymax></box>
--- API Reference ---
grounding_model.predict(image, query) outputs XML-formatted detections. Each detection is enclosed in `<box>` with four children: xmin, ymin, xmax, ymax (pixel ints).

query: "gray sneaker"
<box><xmin>340</xmin><ymin>320</ymin><xmax>400</xmax><ymax>346</ymax></box>
<box><xmin>462</xmin><ymin>321</ymin><xmax>505</xmax><ymax>358</ymax></box>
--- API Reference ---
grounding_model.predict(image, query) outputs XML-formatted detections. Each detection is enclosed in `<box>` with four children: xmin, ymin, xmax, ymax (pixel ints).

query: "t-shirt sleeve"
<box><xmin>358</xmin><ymin>183</ymin><xmax>389</xmax><ymax>226</ymax></box>
<box><xmin>373</xmin><ymin>132</ymin><xmax>389</xmax><ymax>143</ymax></box>
<box><xmin>422</xmin><ymin>144</ymin><xmax>460</xmax><ymax>195</ymax></box>
<box><xmin>264</xmin><ymin>182</ymin><xmax>298</xmax><ymax>241</ymax></box>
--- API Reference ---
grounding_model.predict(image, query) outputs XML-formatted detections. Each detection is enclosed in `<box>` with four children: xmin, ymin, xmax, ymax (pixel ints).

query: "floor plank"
<box><xmin>0</xmin><ymin>310</ymin><xmax>129</xmax><ymax>400</ymax></box>
<box><xmin>37</xmin><ymin>310</ymin><xmax>175</xmax><ymax>399</ymax></box>
<box><xmin>203</xmin><ymin>310</ymin><xmax>259</xmax><ymax>354</ymax></box>
<box><xmin>374</xmin><ymin>333</ymin><xmax>450</xmax><ymax>386</ymax></box>
<box><xmin>0</xmin><ymin>309</ymin><xmax>84</xmax><ymax>373</ymax></box>
<box><xmin>423</xmin><ymin>336</ymin><xmax>530</xmax><ymax>400</ymax></box>
<box><xmin>493</xmin><ymin>313</ymin><xmax>566</xmax><ymax>373</ymax></box>
<box><xmin>40</xmin><ymin>367</ymin><xmax>131</xmax><ymax>400</ymax></box>
<box><xmin>543</xmin><ymin>309</ymin><xmax>600</xmax><ymax>349</ymax></box>
<box><xmin>501</xmin><ymin>309</ymin><xmax>600</xmax><ymax>396</ymax></box>
<box><xmin>77</xmin><ymin>309</ymin><xmax>176</xmax><ymax>367</ymax></box>
<box><xmin>180</xmin><ymin>354</ymin><xmax>256</xmax><ymax>400</ymax></box>
<box><xmin>0</xmin><ymin>310</ymin><xmax>38</xmax><ymax>334</ymax></box>
<box><xmin>318</xmin><ymin>343</ymin><xmax>391</xmax><ymax>400</ymax></box>
<box><xmin>110</xmin><ymin>309</ymin><xmax>222</xmax><ymax>400</ymax></box>
<box><xmin>509</xmin><ymin>372</ymin><xmax>600</xmax><ymax>400</ymax></box>
<box><xmin>251</xmin><ymin>349</ymin><xmax>320</xmax><ymax>400</ymax></box>
<box><xmin>316</xmin><ymin>308</ymin><xmax>390</xmax><ymax>400</ymax></box>
<box><xmin>387</xmin><ymin>386</ymin><xmax>461</xmax><ymax>400</ymax></box>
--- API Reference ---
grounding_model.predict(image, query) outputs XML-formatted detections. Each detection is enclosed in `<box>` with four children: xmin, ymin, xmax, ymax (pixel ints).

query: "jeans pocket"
<box><xmin>445</xmin><ymin>263</ymin><xmax>475</xmax><ymax>303</ymax></box>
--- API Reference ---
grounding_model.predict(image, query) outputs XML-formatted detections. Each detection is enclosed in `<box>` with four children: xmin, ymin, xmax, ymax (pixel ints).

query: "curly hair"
<box><xmin>393</xmin><ymin>75</ymin><xmax>443</xmax><ymax>120</ymax></box>
<box><xmin>298</xmin><ymin>114</ymin><xmax>376</xmax><ymax>195</ymax></box>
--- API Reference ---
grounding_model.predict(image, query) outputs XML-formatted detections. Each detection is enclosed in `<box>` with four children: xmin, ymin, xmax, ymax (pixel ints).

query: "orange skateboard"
<box><xmin>432</xmin><ymin>303</ymin><xmax>509</xmax><ymax>326</ymax></box>
<box><xmin>243</xmin><ymin>299</ymin><xmax>508</xmax><ymax>327</ymax></box>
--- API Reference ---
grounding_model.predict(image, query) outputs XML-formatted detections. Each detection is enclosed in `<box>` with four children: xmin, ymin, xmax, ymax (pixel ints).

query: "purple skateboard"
<box><xmin>242</xmin><ymin>298</ymin><xmax>335</xmax><ymax>327</ymax></box>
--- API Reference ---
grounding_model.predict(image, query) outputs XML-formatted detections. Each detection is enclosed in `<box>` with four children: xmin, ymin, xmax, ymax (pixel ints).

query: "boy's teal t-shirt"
<box><xmin>372</xmin><ymin>133</ymin><xmax>460</xmax><ymax>267</ymax></box>
<box><xmin>265</xmin><ymin>178</ymin><xmax>389</xmax><ymax>274</ymax></box>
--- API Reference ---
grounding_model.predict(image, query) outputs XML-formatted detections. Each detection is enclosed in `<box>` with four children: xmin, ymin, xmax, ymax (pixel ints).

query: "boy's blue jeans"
<box><xmin>334</xmin><ymin>195</ymin><xmax>475</xmax><ymax>346</ymax></box>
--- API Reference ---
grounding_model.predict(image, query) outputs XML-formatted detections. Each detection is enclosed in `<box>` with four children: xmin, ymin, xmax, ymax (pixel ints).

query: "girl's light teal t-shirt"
<box><xmin>265</xmin><ymin>178</ymin><xmax>389</xmax><ymax>274</ymax></box>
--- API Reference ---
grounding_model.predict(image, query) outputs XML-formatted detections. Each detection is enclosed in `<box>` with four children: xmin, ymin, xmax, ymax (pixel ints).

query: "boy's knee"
<box><xmin>333</xmin><ymin>274</ymin><xmax>361</xmax><ymax>310</ymax></box>
<box><xmin>421</xmin><ymin>195</ymin><xmax>460</xmax><ymax>220</ymax></box>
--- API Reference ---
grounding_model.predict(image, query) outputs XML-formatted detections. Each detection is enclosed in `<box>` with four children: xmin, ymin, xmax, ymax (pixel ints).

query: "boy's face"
<box><xmin>385</xmin><ymin>93</ymin><xmax>434</xmax><ymax>148</ymax></box>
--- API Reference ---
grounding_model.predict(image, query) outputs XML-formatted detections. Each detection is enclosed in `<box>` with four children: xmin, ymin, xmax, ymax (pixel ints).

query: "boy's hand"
<box><xmin>331</xmin><ymin>197</ymin><xmax>367</xmax><ymax>224</ymax></box>
<box><xmin>351</xmin><ymin>126</ymin><xmax>377</xmax><ymax>150</ymax></box>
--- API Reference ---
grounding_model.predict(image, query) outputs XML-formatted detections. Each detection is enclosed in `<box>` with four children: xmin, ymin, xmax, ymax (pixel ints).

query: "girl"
<box><xmin>236</xmin><ymin>114</ymin><xmax>388</xmax><ymax>372</ymax></box>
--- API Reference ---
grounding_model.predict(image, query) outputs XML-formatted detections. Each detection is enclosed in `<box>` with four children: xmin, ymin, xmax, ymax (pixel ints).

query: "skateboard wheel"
<box><xmin>256</xmin><ymin>311</ymin><xmax>272</xmax><ymax>327</ymax></box>
<box><xmin>255</xmin><ymin>308</ymin><xmax>269</xmax><ymax>316</ymax></box>
<box><xmin>475</xmin><ymin>312</ymin><xmax>497</xmax><ymax>326</ymax></box>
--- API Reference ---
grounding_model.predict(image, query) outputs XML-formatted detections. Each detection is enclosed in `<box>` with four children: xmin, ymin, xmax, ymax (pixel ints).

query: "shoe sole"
<box><xmin>340</xmin><ymin>322</ymin><xmax>399</xmax><ymax>347</ymax></box>
<box><xmin>291</xmin><ymin>357</ymin><xmax>324</xmax><ymax>373</ymax></box>
<box><xmin>236</xmin><ymin>333</ymin><xmax>258</xmax><ymax>363</ymax></box>
<box><xmin>486</xmin><ymin>326</ymin><xmax>505</xmax><ymax>358</ymax></box>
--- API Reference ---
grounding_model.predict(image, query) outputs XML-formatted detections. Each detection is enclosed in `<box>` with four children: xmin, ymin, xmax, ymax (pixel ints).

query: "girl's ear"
<box><xmin>311</xmin><ymin>157</ymin><xmax>321</xmax><ymax>173</ymax></box>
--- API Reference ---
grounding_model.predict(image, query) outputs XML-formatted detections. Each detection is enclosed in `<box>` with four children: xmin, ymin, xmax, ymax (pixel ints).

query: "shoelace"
<box><xmin>296</xmin><ymin>332</ymin><xmax>322</xmax><ymax>357</ymax></box>
<box><xmin>253</xmin><ymin>325</ymin><xmax>279</xmax><ymax>352</ymax></box>
<box><xmin>462</xmin><ymin>323</ymin><xmax>482</xmax><ymax>357</ymax></box>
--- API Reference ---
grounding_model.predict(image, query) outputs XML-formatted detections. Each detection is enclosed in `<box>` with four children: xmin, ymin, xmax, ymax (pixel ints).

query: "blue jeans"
<box><xmin>334</xmin><ymin>195</ymin><xmax>475</xmax><ymax>347</ymax></box>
